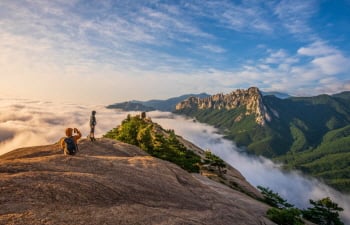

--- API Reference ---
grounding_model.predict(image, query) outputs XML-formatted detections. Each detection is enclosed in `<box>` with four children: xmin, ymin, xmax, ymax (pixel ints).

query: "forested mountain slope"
<box><xmin>175</xmin><ymin>87</ymin><xmax>350</xmax><ymax>193</ymax></box>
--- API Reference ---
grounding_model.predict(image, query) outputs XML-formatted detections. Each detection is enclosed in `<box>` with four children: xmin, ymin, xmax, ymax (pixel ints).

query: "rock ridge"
<box><xmin>0</xmin><ymin>138</ymin><xmax>274</xmax><ymax>225</ymax></box>
<box><xmin>175</xmin><ymin>87</ymin><xmax>271</xmax><ymax>125</ymax></box>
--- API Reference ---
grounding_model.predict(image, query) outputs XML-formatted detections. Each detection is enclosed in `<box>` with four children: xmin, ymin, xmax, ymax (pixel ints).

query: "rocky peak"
<box><xmin>175</xmin><ymin>87</ymin><xmax>271</xmax><ymax>125</ymax></box>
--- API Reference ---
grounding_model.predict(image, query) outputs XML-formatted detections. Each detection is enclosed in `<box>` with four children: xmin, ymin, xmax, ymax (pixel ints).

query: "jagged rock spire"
<box><xmin>175</xmin><ymin>87</ymin><xmax>271</xmax><ymax>125</ymax></box>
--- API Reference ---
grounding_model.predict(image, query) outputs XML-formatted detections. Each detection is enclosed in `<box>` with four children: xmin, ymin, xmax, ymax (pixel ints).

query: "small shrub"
<box><xmin>257</xmin><ymin>186</ymin><xmax>293</xmax><ymax>209</ymax></box>
<box><xmin>267</xmin><ymin>208</ymin><xmax>304</xmax><ymax>225</ymax></box>
<box><xmin>203</xmin><ymin>150</ymin><xmax>226</xmax><ymax>174</ymax></box>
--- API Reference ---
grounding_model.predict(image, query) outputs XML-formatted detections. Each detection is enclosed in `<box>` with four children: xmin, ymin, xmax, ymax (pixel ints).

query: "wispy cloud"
<box><xmin>297</xmin><ymin>41</ymin><xmax>350</xmax><ymax>75</ymax></box>
<box><xmin>0</xmin><ymin>0</ymin><xmax>214</xmax><ymax>71</ymax></box>
<box><xmin>0</xmin><ymin>0</ymin><xmax>348</xmax><ymax>103</ymax></box>
<box><xmin>312</xmin><ymin>54</ymin><xmax>349</xmax><ymax>75</ymax></box>
<box><xmin>264</xmin><ymin>49</ymin><xmax>299</xmax><ymax>65</ymax></box>
<box><xmin>184</xmin><ymin>0</ymin><xmax>274</xmax><ymax>33</ymax></box>
<box><xmin>201</xmin><ymin>42</ymin><xmax>350</xmax><ymax>96</ymax></box>
<box><xmin>202</xmin><ymin>44</ymin><xmax>226</xmax><ymax>53</ymax></box>
<box><xmin>298</xmin><ymin>41</ymin><xmax>340</xmax><ymax>56</ymax></box>
<box><xmin>274</xmin><ymin>0</ymin><xmax>318</xmax><ymax>39</ymax></box>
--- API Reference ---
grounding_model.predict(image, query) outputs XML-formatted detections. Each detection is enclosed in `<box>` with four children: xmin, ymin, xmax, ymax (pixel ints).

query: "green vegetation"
<box><xmin>267</xmin><ymin>208</ymin><xmax>304</xmax><ymax>225</ymax></box>
<box><xmin>279</xmin><ymin>125</ymin><xmax>350</xmax><ymax>193</ymax></box>
<box><xmin>106</xmin><ymin>101</ymin><xmax>155</xmax><ymax>111</ymax></box>
<box><xmin>257</xmin><ymin>186</ymin><xmax>293</xmax><ymax>209</ymax></box>
<box><xmin>104</xmin><ymin>114</ymin><xmax>201</xmax><ymax>173</ymax></box>
<box><xmin>258</xmin><ymin>186</ymin><xmax>345</xmax><ymax>225</ymax></box>
<box><xmin>176</xmin><ymin>92</ymin><xmax>350</xmax><ymax>193</ymax></box>
<box><xmin>257</xmin><ymin>186</ymin><xmax>303</xmax><ymax>225</ymax></box>
<box><xmin>303</xmin><ymin>197</ymin><xmax>344</xmax><ymax>225</ymax></box>
<box><xmin>203</xmin><ymin>151</ymin><xmax>226</xmax><ymax>175</ymax></box>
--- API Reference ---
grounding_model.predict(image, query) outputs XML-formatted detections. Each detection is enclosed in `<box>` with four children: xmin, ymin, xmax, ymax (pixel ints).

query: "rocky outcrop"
<box><xmin>175</xmin><ymin>87</ymin><xmax>271</xmax><ymax>125</ymax></box>
<box><xmin>0</xmin><ymin>138</ymin><xmax>274</xmax><ymax>225</ymax></box>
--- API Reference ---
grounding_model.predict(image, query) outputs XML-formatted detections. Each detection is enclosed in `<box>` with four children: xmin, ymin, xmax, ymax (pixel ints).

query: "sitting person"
<box><xmin>60</xmin><ymin>127</ymin><xmax>82</xmax><ymax>155</ymax></box>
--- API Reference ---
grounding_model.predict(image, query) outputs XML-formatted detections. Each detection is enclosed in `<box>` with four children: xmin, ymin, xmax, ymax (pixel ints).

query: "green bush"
<box><xmin>267</xmin><ymin>208</ymin><xmax>304</xmax><ymax>225</ymax></box>
<box><xmin>257</xmin><ymin>186</ymin><xmax>293</xmax><ymax>209</ymax></box>
<box><xmin>104</xmin><ymin>114</ymin><xmax>201</xmax><ymax>173</ymax></box>
<box><xmin>203</xmin><ymin>151</ymin><xmax>226</xmax><ymax>174</ymax></box>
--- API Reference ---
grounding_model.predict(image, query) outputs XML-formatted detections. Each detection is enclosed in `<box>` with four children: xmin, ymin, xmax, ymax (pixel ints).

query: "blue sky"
<box><xmin>1</xmin><ymin>0</ymin><xmax>350</xmax><ymax>104</ymax></box>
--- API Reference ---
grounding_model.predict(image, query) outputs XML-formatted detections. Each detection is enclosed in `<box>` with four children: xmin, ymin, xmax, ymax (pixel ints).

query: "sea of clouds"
<box><xmin>0</xmin><ymin>98</ymin><xmax>349</xmax><ymax>224</ymax></box>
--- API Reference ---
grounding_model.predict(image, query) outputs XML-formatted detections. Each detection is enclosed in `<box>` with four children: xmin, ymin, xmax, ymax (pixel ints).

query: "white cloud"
<box><xmin>227</xmin><ymin>42</ymin><xmax>350</xmax><ymax>96</ymax></box>
<box><xmin>202</xmin><ymin>45</ymin><xmax>226</xmax><ymax>53</ymax></box>
<box><xmin>188</xmin><ymin>0</ymin><xmax>274</xmax><ymax>33</ymax></box>
<box><xmin>182</xmin><ymin>41</ymin><xmax>350</xmax><ymax>97</ymax></box>
<box><xmin>139</xmin><ymin>6</ymin><xmax>211</xmax><ymax>39</ymax></box>
<box><xmin>297</xmin><ymin>41</ymin><xmax>350</xmax><ymax>76</ymax></box>
<box><xmin>313</xmin><ymin>79</ymin><xmax>350</xmax><ymax>96</ymax></box>
<box><xmin>265</xmin><ymin>49</ymin><xmax>299</xmax><ymax>64</ymax></box>
<box><xmin>0</xmin><ymin>0</ymin><xmax>349</xmax><ymax>104</ymax></box>
<box><xmin>298</xmin><ymin>41</ymin><xmax>340</xmax><ymax>56</ymax></box>
<box><xmin>0</xmin><ymin>1</ymin><xmax>218</xmax><ymax>103</ymax></box>
<box><xmin>274</xmin><ymin>0</ymin><xmax>318</xmax><ymax>38</ymax></box>
<box><xmin>0</xmin><ymin>98</ymin><xmax>124</xmax><ymax>155</ymax></box>
<box><xmin>312</xmin><ymin>54</ymin><xmax>350</xmax><ymax>75</ymax></box>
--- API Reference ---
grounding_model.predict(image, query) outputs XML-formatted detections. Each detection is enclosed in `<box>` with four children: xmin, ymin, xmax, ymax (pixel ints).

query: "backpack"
<box><xmin>64</xmin><ymin>137</ymin><xmax>78</xmax><ymax>155</ymax></box>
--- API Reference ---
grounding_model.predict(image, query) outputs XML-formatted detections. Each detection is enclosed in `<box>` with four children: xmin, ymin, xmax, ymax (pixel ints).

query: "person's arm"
<box><xmin>73</xmin><ymin>128</ymin><xmax>82</xmax><ymax>141</ymax></box>
<box><xmin>60</xmin><ymin>137</ymin><xmax>65</xmax><ymax>149</ymax></box>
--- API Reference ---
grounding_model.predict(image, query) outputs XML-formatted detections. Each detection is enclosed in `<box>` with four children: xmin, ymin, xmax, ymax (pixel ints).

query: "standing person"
<box><xmin>60</xmin><ymin>127</ymin><xmax>82</xmax><ymax>155</ymax></box>
<box><xmin>89</xmin><ymin>110</ymin><xmax>97</xmax><ymax>142</ymax></box>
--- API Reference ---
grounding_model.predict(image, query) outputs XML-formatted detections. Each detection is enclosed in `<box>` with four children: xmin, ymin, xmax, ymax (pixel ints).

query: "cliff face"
<box><xmin>175</xmin><ymin>87</ymin><xmax>271</xmax><ymax>125</ymax></box>
<box><xmin>0</xmin><ymin>138</ymin><xmax>274</xmax><ymax>225</ymax></box>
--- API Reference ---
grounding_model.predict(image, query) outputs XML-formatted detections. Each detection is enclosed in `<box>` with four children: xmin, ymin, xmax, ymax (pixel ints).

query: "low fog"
<box><xmin>0</xmin><ymin>98</ymin><xmax>349</xmax><ymax>224</ymax></box>
<box><xmin>0</xmin><ymin>98</ymin><xmax>131</xmax><ymax>155</ymax></box>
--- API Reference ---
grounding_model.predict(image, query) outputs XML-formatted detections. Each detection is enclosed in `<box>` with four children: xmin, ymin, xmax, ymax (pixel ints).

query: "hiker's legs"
<box><xmin>90</xmin><ymin>126</ymin><xmax>95</xmax><ymax>141</ymax></box>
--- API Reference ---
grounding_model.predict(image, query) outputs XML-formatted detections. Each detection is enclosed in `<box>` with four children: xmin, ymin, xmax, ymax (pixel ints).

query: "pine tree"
<box><xmin>302</xmin><ymin>197</ymin><xmax>344</xmax><ymax>225</ymax></box>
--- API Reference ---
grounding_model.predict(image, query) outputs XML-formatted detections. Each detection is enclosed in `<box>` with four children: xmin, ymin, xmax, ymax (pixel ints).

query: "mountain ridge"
<box><xmin>107</xmin><ymin>91</ymin><xmax>292</xmax><ymax>113</ymax></box>
<box><xmin>107</xmin><ymin>93</ymin><xmax>210</xmax><ymax>112</ymax></box>
<box><xmin>175</xmin><ymin>87</ymin><xmax>271</xmax><ymax>125</ymax></box>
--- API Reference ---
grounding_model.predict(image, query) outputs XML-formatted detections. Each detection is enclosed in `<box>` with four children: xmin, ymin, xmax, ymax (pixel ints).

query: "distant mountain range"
<box><xmin>107</xmin><ymin>93</ymin><xmax>210</xmax><ymax>112</ymax></box>
<box><xmin>107</xmin><ymin>88</ymin><xmax>350</xmax><ymax>193</ymax></box>
<box><xmin>261</xmin><ymin>91</ymin><xmax>292</xmax><ymax>99</ymax></box>
<box><xmin>107</xmin><ymin>91</ymin><xmax>290</xmax><ymax>112</ymax></box>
